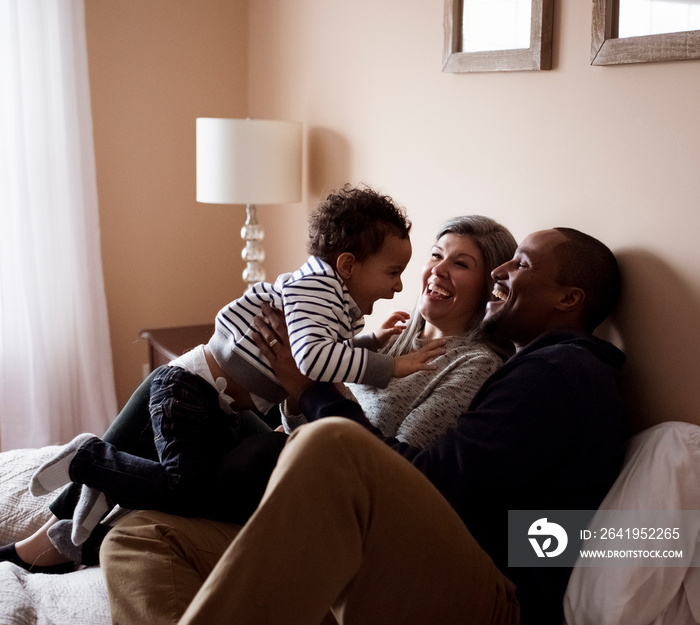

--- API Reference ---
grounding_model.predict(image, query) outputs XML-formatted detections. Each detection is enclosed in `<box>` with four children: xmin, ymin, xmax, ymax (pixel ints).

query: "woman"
<box><xmin>284</xmin><ymin>215</ymin><xmax>517</xmax><ymax>447</ymax></box>
<box><xmin>1</xmin><ymin>215</ymin><xmax>516</xmax><ymax>572</ymax></box>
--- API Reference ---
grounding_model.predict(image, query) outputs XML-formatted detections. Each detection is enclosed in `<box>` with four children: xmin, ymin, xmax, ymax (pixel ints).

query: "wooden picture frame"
<box><xmin>591</xmin><ymin>0</ymin><xmax>700</xmax><ymax>65</ymax></box>
<box><xmin>443</xmin><ymin>0</ymin><xmax>554</xmax><ymax>73</ymax></box>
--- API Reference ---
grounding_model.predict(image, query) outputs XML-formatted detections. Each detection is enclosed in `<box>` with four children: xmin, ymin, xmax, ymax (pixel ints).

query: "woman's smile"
<box><xmin>426</xmin><ymin>282</ymin><xmax>453</xmax><ymax>299</ymax></box>
<box><xmin>418</xmin><ymin>233</ymin><xmax>487</xmax><ymax>338</ymax></box>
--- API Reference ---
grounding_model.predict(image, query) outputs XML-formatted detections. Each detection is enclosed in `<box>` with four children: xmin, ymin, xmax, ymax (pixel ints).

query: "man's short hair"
<box><xmin>553</xmin><ymin>228</ymin><xmax>621</xmax><ymax>332</ymax></box>
<box><xmin>307</xmin><ymin>184</ymin><xmax>411</xmax><ymax>264</ymax></box>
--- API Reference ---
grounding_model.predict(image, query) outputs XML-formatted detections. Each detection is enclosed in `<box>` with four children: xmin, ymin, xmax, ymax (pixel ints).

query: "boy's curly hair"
<box><xmin>307</xmin><ymin>184</ymin><xmax>411</xmax><ymax>264</ymax></box>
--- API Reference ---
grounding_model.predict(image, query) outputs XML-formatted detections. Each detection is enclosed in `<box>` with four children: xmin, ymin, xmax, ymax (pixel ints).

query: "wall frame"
<box><xmin>443</xmin><ymin>0</ymin><xmax>554</xmax><ymax>73</ymax></box>
<box><xmin>591</xmin><ymin>0</ymin><xmax>700</xmax><ymax>65</ymax></box>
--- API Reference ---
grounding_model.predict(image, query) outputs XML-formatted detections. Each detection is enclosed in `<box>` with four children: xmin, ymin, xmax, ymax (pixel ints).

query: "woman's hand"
<box><xmin>374</xmin><ymin>310</ymin><xmax>410</xmax><ymax>348</ymax></box>
<box><xmin>393</xmin><ymin>339</ymin><xmax>447</xmax><ymax>378</ymax></box>
<box><xmin>252</xmin><ymin>303</ymin><xmax>313</xmax><ymax>402</ymax></box>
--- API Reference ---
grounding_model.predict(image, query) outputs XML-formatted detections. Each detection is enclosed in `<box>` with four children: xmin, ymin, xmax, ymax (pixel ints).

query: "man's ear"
<box><xmin>556</xmin><ymin>287</ymin><xmax>585</xmax><ymax>313</ymax></box>
<box><xmin>335</xmin><ymin>252</ymin><xmax>355</xmax><ymax>280</ymax></box>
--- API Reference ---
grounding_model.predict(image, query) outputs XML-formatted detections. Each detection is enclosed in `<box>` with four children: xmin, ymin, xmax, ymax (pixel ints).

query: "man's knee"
<box><xmin>289</xmin><ymin>417</ymin><xmax>373</xmax><ymax>450</ymax></box>
<box><xmin>278</xmin><ymin>418</ymin><xmax>401</xmax><ymax>494</ymax></box>
<box><xmin>284</xmin><ymin>418</ymin><xmax>380</xmax><ymax>468</ymax></box>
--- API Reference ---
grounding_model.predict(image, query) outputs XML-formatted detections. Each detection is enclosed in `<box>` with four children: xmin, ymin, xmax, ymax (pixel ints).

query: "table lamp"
<box><xmin>196</xmin><ymin>118</ymin><xmax>302</xmax><ymax>287</ymax></box>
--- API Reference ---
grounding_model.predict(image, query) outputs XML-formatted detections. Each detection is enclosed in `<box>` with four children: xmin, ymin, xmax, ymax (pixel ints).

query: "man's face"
<box><xmin>482</xmin><ymin>229</ymin><xmax>569</xmax><ymax>350</ymax></box>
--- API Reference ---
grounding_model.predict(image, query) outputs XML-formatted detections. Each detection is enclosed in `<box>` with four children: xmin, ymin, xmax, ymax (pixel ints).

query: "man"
<box><xmin>102</xmin><ymin>228</ymin><xmax>625</xmax><ymax>625</ymax></box>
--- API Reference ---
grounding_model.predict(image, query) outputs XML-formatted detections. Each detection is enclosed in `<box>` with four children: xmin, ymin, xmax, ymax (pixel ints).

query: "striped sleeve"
<box><xmin>282</xmin><ymin>259</ymin><xmax>393</xmax><ymax>387</ymax></box>
<box><xmin>215</xmin><ymin>282</ymin><xmax>283</xmax><ymax>345</ymax></box>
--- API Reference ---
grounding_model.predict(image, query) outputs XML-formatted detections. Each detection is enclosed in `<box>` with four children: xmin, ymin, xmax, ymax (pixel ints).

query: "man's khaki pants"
<box><xmin>102</xmin><ymin>418</ymin><xmax>519</xmax><ymax>625</ymax></box>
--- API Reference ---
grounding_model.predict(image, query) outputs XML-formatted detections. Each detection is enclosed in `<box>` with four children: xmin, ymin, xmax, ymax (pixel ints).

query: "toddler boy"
<box><xmin>31</xmin><ymin>185</ymin><xmax>441</xmax><ymax>550</ymax></box>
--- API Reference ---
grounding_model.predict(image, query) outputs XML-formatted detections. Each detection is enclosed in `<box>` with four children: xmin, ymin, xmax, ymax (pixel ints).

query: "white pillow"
<box><xmin>564</xmin><ymin>421</ymin><xmax>700</xmax><ymax>625</ymax></box>
<box><xmin>0</xmin><ymin>446</ymin><xmax>60</xmax><ymax>545</ymax></box>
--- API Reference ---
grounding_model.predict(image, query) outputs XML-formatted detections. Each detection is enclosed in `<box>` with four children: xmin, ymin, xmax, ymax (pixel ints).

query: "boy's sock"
<box><xmin>47</xmin><ymin>520</ymin><xmax>82</xmax><ymax>564</ymax></box>
<box><xmin>30</xmin><ymin>433</ymin><xmax>97</xmax><ymax>497</ymax></box>
<box><xmin>72</xmin><ymin>485</ymin><xmax>110</xmax><ymax>545</ymax></box>
<box><xmin>47</xmin><ymin>520</ymin><xmax>113</xmax><ymax>567</ymax></box>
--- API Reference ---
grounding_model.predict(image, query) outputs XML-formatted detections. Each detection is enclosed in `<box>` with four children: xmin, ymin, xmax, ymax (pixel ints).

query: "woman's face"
<box><xmin>418</xmin><ymin>233</ymin><xmax>487</xmax><ymax>337</ymax></box>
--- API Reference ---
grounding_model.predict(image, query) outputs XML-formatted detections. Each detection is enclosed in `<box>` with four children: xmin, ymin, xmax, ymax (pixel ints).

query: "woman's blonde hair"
<box><xmin>386</xmin><ymin>215</ymin><xmax>517</xmax><ymax>357</ymax></box>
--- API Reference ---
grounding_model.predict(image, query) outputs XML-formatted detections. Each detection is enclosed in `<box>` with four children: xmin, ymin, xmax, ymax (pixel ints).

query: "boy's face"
<box><xmin>344</xmin><ymin>234</ymin><xmax>412</xmax><ymax>315</ymax></box>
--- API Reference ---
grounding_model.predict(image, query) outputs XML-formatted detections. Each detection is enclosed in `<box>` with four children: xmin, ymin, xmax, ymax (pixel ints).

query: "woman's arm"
<box><xmin>252</xmin><ymin>303</ymin><xmax>313</xmax><ymax>409</ymax></box>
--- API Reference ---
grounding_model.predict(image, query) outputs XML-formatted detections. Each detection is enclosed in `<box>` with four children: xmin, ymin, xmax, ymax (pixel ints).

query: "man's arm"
<box><xmin>299</xmin><ymin>355</ymin><xmax>589</xmax><ymax>512</ymax></box>
<box><xmin>253</xmin><ymin>304</ymin><xmax>590</xmax><ymax>511</ymax></box>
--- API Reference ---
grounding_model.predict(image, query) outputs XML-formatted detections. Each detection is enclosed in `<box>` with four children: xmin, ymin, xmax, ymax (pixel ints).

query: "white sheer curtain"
<box><xmin>0</xmin><ymin>0</ymin><xmax>116</xmax><ymax>450</ymax></box>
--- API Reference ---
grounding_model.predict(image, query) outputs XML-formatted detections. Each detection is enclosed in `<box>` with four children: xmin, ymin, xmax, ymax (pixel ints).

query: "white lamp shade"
<box><xmin>196</xmin><ymin>118</ymin><xmax>302</xmax><ymax>205</ymax></box>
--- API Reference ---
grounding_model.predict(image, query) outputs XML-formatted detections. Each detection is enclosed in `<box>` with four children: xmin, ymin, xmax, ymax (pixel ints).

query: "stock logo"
<box><xmin>528</xmin><ymin>518</ymin><xmax>568</xmax><ymax>558</ymax></box>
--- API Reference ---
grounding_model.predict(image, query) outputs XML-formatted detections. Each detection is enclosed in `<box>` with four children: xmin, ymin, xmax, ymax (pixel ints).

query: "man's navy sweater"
<box><xmin>299</xmin><ymin>330</ymin><xmax>626</xmax><ymax>625</ymax></box>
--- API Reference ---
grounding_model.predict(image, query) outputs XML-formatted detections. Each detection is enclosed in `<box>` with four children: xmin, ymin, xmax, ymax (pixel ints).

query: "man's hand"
<box><xmin>374</xmin><ymin>310</ymin><xmax>410</xmax><ymax>348</ymax></box>
<box><xmin>252</xmin><ymin>303</ymin><xmax>313</xmax><ymax>402</ymax></box>
<box><xmin>393</xmin><ymin>339</ymin><xmax>447</xmax><ymax>378</ymax></box>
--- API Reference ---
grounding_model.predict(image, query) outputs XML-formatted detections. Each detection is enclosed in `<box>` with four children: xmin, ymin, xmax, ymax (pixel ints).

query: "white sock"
<box><xmin>30</xmin><ymin>433</ymin><xmax>97</xmax><ymax>497</ymax></box>
<box><xmin>72</xmin><ymin>485</ymin><xmax>110</xmax><ymax>546</ymax></box>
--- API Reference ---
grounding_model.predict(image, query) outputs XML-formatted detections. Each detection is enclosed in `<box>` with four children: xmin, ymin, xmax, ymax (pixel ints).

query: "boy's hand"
<box><xmin>393</xmin><ymin>339</ymin><xmax>447</xmax><ymax>378</ymax></box>
<box><xmin>375</xmin><ymin>310</ymin><xmax>410</xmax><ymax>348</ymax></box>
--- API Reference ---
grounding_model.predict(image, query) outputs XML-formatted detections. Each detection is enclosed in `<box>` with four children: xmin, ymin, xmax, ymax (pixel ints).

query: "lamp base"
<box><xmin>241</xmin><ymin>204</ymin><xmax>266</xmax><ymax>286</ymax></box>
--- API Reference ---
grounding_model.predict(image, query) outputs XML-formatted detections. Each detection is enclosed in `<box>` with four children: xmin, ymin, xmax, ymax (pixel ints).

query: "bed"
<box><xmin>0</xmin><ymin>446</ymin><xmax>110</xmax><ymax>625</ymax></box>
<box><xmin>0</xmin><ymin>422</ymin><xmax>699</xmax><ymax>625</ymax></box>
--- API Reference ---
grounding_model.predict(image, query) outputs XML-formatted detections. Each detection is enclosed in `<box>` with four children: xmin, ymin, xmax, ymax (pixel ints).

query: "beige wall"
<box><xmin>85</xmin><ymin>0</ymin><xmax>248</xmax><ymax>407</ymax></box>
<box><xmin>88</xmin><ymin>0</ymin><xmax>700</xmax><ymax>432</ymax></box>
<box><xmin>247</xmin><ymin>0</ymin><xmax>700</xmax><ymax>432</ymax></box>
